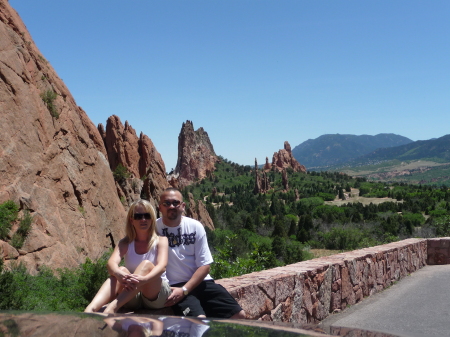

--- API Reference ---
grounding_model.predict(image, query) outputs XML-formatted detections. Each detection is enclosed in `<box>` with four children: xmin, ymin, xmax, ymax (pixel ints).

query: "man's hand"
<box><xmin>165</xmin><ymin>287</ymin><xmax>184</xmax><ymax>306</ymax></box>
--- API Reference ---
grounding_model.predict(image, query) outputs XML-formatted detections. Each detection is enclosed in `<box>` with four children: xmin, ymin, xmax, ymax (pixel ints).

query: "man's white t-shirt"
<box><xmin>160</xmin><ymin>316</ymin><xmax>210</xmax><ymax>337</ymax></box>
<box><xmin>156</xmin><ymin>216</ymin><xmax>213</xmax><ymax>285</ymax></box>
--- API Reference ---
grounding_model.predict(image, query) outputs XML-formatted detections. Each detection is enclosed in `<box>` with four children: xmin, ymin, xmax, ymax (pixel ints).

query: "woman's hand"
<box><xmin>111</xmin><ymin>268</ymin><xmax>131</xmax><ymax>289</ymax></box>
<box><xmin>122</xmin><ymin>273</ymin><xmax>146</xmax><ymax>291</ymax></box>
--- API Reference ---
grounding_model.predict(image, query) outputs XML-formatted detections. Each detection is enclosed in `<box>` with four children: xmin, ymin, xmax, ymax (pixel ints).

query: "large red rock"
<box><xmin>170</xmin><ymin>120</ymin><xmax>218</xmax><ymax>188</ymax></box>
<box><xmin>0</xmin><ymin>1</ymin><xmax>126</xmax><ymax>273</ymax></box>
<box><xmin>271</xmin><ymin>141</ymin><xmax>307</xmax><ymax>173</ymax></box>
<box><xmin>99</xmin><ymin>116</ymin><xmax>169</xmax><ymax>207</ymax></box>
<box><xmin>102</xmin><ymin>115</ymin><xmax>141</xmax><ymax>178</ymax></box>
<box><xmin>139</xmin><ymin>132</ymin><xmax>170</xmax><ymax>206</ymax></box>
<box><xmin>185</xmin><ymin>193</ymin><xmax>215</xmax><ymax>231</ymax></box>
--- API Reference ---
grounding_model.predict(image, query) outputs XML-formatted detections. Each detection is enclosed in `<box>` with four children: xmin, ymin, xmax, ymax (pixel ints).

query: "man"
<box><xmin>156</xmin><ymin>187</ymin><xmax>246</xmax><ymax>319</ymax></box>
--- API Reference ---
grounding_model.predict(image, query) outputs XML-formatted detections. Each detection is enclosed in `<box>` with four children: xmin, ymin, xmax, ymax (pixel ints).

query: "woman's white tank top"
<box><xmin>124</xmin><ymin>240</ymin><xmax>168</xmax><ymax>282</ymax></box>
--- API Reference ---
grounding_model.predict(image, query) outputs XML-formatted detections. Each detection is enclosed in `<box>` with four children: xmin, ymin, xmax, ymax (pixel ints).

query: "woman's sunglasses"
<box><xmin>133</xmin><ymin>213</ymin><xmax>151</xmax><ymax>220</ymax></box>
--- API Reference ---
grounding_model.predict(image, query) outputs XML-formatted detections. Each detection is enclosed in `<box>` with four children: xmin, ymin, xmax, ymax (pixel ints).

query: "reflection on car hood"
<box><xmin>0</xmin><ymin>312</ymin><xmax>402</xmax><ymax>337</ymax></box>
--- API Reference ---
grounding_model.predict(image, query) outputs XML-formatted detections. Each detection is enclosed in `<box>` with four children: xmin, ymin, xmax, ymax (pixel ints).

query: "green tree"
<box><xmin>113</xmin><ymin>164</ymin><xmax>130</xmax><ymax>182</ymax></box>
<box><xmin>296</xmin><ymin>215</ymin><xmax>313</xmax><ymax>243</ymax></box>
<box><xmin>288</xmin><ymin>218</ymin><xmax>297</xmax><ymax>237</ymax></box>
<box><xmin>271</xmin><ymin>236</ymin><xmax>286</xmax><ymax>260</ymax></box>
<box><xmin>270</xmin><ymin>194</ymin><xmax>284</xmax><ymax>216</ymax></box>
<box><xmin>338</xmin><ymin>188</ymin><xmax>344</xmax><ymax>200</ymax></box>
<box><xmin>271</xmin><ymin>216</ymin><xmax>286</xmax><ymax>238</ymax></box>
<box><xmin>244</xmin><ymin>215</ymin><xmax>255</xmax><ymax>232</ymax></box>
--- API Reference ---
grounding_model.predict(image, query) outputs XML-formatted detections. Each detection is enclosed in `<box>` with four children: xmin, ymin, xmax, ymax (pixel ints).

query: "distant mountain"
<box><xmin>292</xmin><ymin>134</ymin><xmax>413</xmax><ymax>168</ymax></box>
<box><xmin>353</xmin><ymin>134</ymin><xmax>450</xmax><ymax>165</ymax></box>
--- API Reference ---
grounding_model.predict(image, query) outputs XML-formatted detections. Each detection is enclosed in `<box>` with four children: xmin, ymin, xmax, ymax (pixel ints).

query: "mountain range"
<box><xmin>351</xmin><ymin>134</ymin><xmax>450</xmax><ymax>165</ymax></box>
<box><xmin>291</xmin><ymin>133</ymin><xmax>450</xmax><ymax>185</ymax></box>
<box><xmin>291</xmin><ymin>133</ymin><xmax>413</xmax><ymax>169</ymax></box>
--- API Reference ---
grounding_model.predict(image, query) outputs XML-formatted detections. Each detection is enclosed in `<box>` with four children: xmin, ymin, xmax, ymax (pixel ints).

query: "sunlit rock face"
<box><xmin>171</xmin><ymin>120</ymin><xmax>218</xmax><ymax>189</ymax></box>
<box><xmin>0</xmin><ymin>1</ymin><xmax>126</xmax><ymax>273</ymax></box>
<box><xmin>270</xmin><ymin>141</ymin><xmax>307</xmax><ymax>173</ymax></box>
<box><xmin>185</xmin><ymin>192</ymin><xmax>215</xmax><ymax>231</ymax></box>
<box><xmin>99</xmin><ymin>115</ymin><xmax>169</xmax><ymax>208</ymax></box>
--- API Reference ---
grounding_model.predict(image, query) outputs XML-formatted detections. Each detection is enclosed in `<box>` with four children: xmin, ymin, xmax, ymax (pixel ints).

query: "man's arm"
<box><xmin>183</xmin><ymin>264</ymin><xmax>210</xmax><ymax>294</ymax></box>
<box><xmin>165</xmin><ymin>264</ymin><xmax>210</xmax><ymax>306</ymax></box>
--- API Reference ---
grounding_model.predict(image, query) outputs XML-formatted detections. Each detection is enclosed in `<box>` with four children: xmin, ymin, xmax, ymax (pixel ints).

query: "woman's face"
<box><xmin>132</xmin><ymin>204</ymin><xmax>151</xmax><ymax>234</ymax></box>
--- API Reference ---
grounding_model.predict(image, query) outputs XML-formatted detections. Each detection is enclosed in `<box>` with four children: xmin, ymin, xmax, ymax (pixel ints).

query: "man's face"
<box><xmin>159</xmin><ymin>190</ymin><xmax>185</xmax><ymax>222</ymax></box>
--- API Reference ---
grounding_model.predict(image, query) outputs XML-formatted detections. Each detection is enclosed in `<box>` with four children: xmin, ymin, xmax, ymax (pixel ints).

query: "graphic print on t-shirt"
<box><xmin>162</xmin><ymin>228</ymin><xmax>196</xmax><ymax>248</ymax></box>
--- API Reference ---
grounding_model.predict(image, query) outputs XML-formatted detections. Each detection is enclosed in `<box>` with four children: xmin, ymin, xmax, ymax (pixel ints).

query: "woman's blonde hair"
<box><xmin>125</xmin><ymin>199</ymin><xmax>158</xmax><ymax>250</ymax></box>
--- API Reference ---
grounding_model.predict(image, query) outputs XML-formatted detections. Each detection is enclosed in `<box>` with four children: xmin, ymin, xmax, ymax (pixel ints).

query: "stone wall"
<box><xmin>427</xmin><ymin>238</ymin><xmax>450</xmax><ymax>265</ymax></box>
<box><xmin>144</xmin><ymin>238</ymin><xmax>450</xmax><ymax>323</ymax></box>
<box><xmin>217</xmin><ymin>238</ymin><xmax>439</xmax><ymax>324</ymax></box>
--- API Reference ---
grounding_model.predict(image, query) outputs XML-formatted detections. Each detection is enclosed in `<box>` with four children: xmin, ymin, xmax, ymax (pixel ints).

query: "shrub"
<box><xmin>11</xmin><ymin>209</ymin><xmax>33</xmax><ymax>249</ymax></box>
<box><xmin>210</xmin><ymin>232</ymin><xmax>278</xmax><ymax>279</ymax></box>
<box><xmin>317</xmin><ymin>192</ymin><xmax>336</xmax><ymax>201</ymax></box>
<box><xmin>0</xmin><ymin>252</ymin><xmax>110</xmax><ymax>311</ymax></box>
<box><xmin>113</xmin><ymin>163</ymin><xmax>130</xmax><ymax>181</ymax></box>
<box><xmin>0</xmin><ymin>200</ymin><xmax>19</xmax><ymax>240</ymax></box>
<box><xmin>0</xmin><ymin>261</ymin><xmax>26</xmax><ymax>310</ymax></box>
<box><xmin>433</xmin><ymin>215</ymin><xmax>450</xmax><ymax>236</ymax></box>
<box><xmin>402</xmin><ymin>212</ymin><xmax>425</xmax><ymax>227</ymax></box>
<box><xmin>0</xmin><ymin>259</ymin><xmax>18</xmax><ymax>309</ymax></box>
<box><xmin>297</xmin><ymin>197</ymin><xmax>324</xmax><ymax>212</ymax></box>
<box><xmin>318</xmin><ymin>226</ymin><xmax>366</xmax><ymax>250</ymax></box>
<box><xmin>41</xmin><ymin>90</ymin><xmax>59</xmax><ymax>118</ymax></box>
<box><xmin>284</xmin><ymin>240</ymin><xmax>313</xmax><ymax>264</ymax></box>
<box><xmin>78</xmin><ymin>253</ymin><xmax>110</xmax><ymax>304</ymax></box>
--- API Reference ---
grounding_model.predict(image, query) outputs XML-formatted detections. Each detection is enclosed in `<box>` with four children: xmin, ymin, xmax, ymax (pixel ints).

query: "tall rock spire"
<box><xmin>170</xmin><ymin>120</ymin><xmax>218</xmax><ymax>188</ymax></box>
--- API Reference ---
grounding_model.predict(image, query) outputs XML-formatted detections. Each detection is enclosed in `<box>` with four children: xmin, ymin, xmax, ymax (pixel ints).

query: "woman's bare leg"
<box><xmin>84</xmin><ymin>267</ymin><xmax>129</xmax><ymax>313</ymax></box>
<box><xmin>104</xmin><ymin>260</ymin><xmax>161</xmax><ymax>313</ymax></box>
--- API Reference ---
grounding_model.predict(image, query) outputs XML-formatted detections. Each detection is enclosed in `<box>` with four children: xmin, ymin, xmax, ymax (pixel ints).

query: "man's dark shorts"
<box><xmin>171</xmin><ymin>280</ymin><xmax>242</xmax><ymax>318</ymax></box>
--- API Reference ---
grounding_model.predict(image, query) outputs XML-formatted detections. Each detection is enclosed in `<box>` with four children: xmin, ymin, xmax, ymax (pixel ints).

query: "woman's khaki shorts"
<box><xmin>124</xmin><ymin>280</ymin><xmax>171</xmax><ymax>310</ymax></box>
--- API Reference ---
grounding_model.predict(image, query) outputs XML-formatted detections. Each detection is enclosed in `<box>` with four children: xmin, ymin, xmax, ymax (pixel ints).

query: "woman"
<box><xmin>85</xmin><ymin>199</ymin><xmax>170</xmax><ymax>313</ymax></box>
<box><xmin>104</xmin><ymin>315</ymin><xmax>163</xmax><ymax>337</ymax></box>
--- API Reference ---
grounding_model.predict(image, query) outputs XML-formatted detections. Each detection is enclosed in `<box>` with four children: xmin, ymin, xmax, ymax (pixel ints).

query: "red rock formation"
<box><xmin>99</xmin><ymin>115</ymin><xmax>169</xmax><ymax>207</ymax></box>
<box><xmin>139</xmin><ymin>133</ymin><xmax>170</xmax><ymax>206</ymax></box>
<box><xmin>0</xmin><ymin>1</ymin><xmax>126</xmax><ymax>272</ymax></box>
<box><xmin>294</xmin><ymin>189</ymin><xmax>300</xmax><ymax>201</ymax></box>
<box><xmin>271</xmin><ymin>141</ymin><xmax>307</xmax><ymax>173</ymax></box>
<box><xmin>171</xmin><ymin>120</ymin><xmax>218</xmax><ymax>188</ymax></box>
<box><xmin>103</xmin><ymin>116</ymin><xmax>141</xmax><ymax>178</ymax></box>
<box><xmin>264</xmin><ymin>157</ymin><xmax>272</xmax><ymax>171</ymax></box>
<box><xmin>185</xmin><ymin>193</ymin><xmax>215</xmax><ymax>231</ymax></box>
<box><xmin>254</xmin><ymin>158</ymin><xmax>271</xmax><ymax>194</ymax></box>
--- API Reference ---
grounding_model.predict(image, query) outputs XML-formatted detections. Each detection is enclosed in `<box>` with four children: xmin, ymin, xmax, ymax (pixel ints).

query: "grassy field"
<box><xmin>324</xmin><ymin>188</ymin><xmax>401</xmax><ymax>206</ymax></box>
<box><xmin>340</xmin><ymin>160</ymin><xmax>447</xmax><ymax>175</ymax></box>
<box><xmin>335</xmin><ymin>160</ymin><xmax>450</xmax><ymax>186</ymax></box>
<box><xmin>310</xmin><ymin>249</ymin><xmax>342</xmax><ymax>258</ymax></box>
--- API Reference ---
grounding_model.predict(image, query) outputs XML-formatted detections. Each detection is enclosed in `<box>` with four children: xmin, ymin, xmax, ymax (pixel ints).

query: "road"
<box><xmin>319</xmin><ymin>264</ymin><xmax>450</xmax><ymax>337</ymax></box>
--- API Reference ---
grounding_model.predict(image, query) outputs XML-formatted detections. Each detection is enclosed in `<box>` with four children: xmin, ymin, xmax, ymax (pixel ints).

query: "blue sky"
<box><xmin>10</xmin><ymin>1</ymin><xmax>450</xmax><ymax>170</ymax></box>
